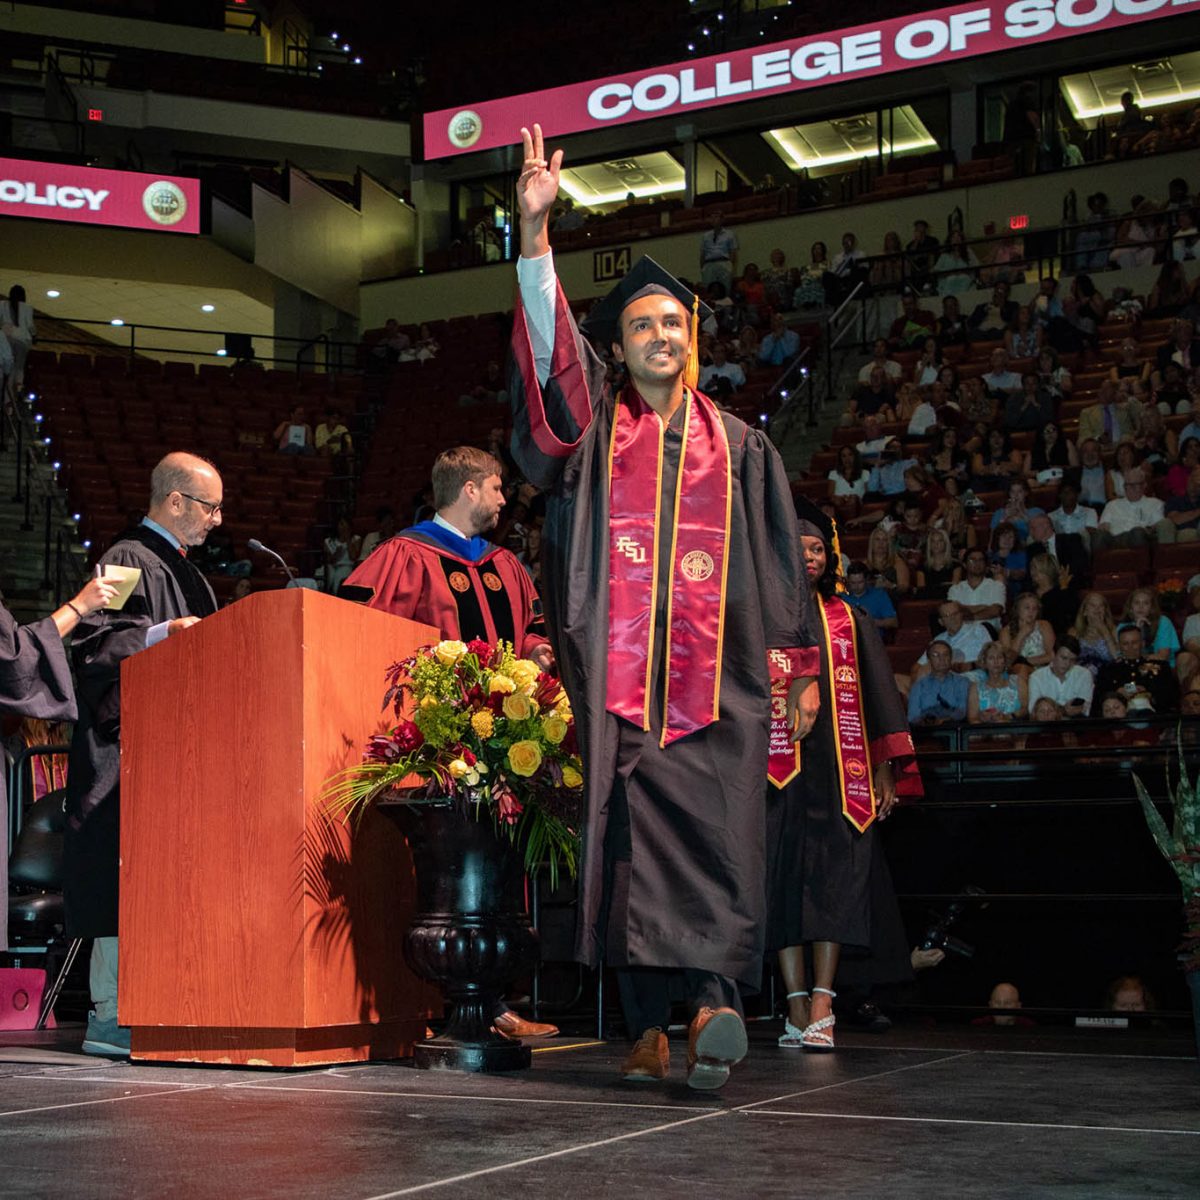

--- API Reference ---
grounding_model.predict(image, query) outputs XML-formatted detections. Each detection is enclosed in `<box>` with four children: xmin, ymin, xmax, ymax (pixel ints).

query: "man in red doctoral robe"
<box><xmin>345</xmin><ymin>444</ymin><xmax>557</xmax><ymax>1041</ymax></box>
<box><xmin>508</xmin><ymin>125</ymin><xmax>821</xmax><ymax>1090</ymax></box>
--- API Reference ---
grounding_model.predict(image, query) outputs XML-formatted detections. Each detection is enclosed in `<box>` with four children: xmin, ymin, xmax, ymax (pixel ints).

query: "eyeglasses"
<box><xmin>178</xmin><ymin>491</ymin><xmax>223</xmax><ymax>516</ymax></box>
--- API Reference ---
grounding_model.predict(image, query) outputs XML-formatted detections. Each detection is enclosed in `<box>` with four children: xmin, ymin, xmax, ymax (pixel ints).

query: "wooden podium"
<box><xmin>118</xmin><ymin>588</ymin><xmax>441</xmax><ymax>1066</ymax></box>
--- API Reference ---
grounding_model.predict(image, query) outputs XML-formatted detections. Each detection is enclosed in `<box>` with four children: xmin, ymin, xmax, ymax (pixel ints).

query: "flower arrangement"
<box><xmin>1157</xmin><ymin>577</ymin><xmax>1187</xmax><ymax>615</ymax></box>
<box><xmin>323</xmin><ymin>639</ymin><xmax>582</xmax><ymax>887</ymax></box>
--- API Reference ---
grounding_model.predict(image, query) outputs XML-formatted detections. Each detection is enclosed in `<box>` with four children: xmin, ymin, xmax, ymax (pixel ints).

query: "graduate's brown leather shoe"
<box><xmin>493</xmin><ymin>1010</ymin><xmax>560</xmax><ymax>1040</ymax></box>
<box><xmin>620</xmin><ymin>1028</ymin><xmax>669</xmax><ymax>1081</ymax></box>
<box><xmin>686</xmin><ymin>1006</ymin><xmax>747</xmax><ymax>1091</ymax></box>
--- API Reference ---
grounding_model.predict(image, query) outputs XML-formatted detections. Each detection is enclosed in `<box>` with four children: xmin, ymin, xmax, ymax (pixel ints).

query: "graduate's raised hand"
<box><xmin>517</xmin><ymin>123</ymin><xmax>562</xmax><ymax>258</ymax></box>
<box><xmin>787</xmin><ymin>675</ymin><xmax>820</xmax><ymax>743</ymax></box>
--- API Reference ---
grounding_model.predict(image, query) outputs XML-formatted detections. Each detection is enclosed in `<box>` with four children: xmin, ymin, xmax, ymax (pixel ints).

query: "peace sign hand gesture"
<box><xmin>517</xmin><ymin>123</ymin><xmax>563</xmax><ymax>258</ymax></box>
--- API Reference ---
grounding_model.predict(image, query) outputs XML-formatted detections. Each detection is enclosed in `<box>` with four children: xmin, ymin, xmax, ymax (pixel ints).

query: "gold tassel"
<box><xmin>684</xmin><ymin>292</ymin><xmax>700</xmax><ymax>391</ymax></box>
<box><xmin>831</xmin><ymin>520</ymin><xmax>847</xmax><ymax>594</ymax></box>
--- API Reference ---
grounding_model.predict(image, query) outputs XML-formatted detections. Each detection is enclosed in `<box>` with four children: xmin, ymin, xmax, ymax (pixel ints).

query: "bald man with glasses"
<box><xmin>64</xmin><ymin>451</ymin><xmax>223</xmax><ymax>1057</ymax></box>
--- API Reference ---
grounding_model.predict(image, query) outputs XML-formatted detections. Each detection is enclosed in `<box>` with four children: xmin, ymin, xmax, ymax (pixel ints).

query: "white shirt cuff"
<box><xmin>516</xmin><ymin>251</ymin><xmax>557</xmax><ymax>385</ymax></box>
<box><xmin>145</xmin><ymin>620</ymin><xmax>171</xmax><ymax>648</ymax></box>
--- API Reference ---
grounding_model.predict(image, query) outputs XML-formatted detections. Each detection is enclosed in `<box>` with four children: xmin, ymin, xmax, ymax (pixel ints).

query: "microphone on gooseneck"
<box><xmin>247</xmin><ymin>537</ymin><xmax>296</xmax><ymax>583</ymax></box>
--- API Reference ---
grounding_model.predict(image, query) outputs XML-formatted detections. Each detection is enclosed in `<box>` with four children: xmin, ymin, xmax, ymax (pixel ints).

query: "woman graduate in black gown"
<box><xmin>1</xmin><ymin>575</ymin><xmax>117</xmax><ymax>949</ymax></box>
<box><xmin>766</xmin><ymin>499</ymin><xmax>917</xmax><ymax>1051</ymax></box>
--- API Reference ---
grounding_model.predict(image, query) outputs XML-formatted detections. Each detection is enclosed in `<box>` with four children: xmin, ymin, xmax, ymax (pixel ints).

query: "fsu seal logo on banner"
<box><xmin>448</xmin><ymin>571</ymin><xmax>470</xmax><ymax>593</ymax></box>
<box><xmin>680</xmin><ymin>550</ymin><xmax>714</xmax><ymax>582</ymax></box>
<box><xmin>447</xmin><ymin>110</ymin><xmax>483</xmax><ymax>149</ymax></box>
<box><xmin>482</xmin><ymin>572</ymin><xmax>503</xmax><ymax>592</ymax></box>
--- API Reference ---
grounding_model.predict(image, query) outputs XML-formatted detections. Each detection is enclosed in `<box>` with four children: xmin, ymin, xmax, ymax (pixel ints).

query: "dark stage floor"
<box><xmin>1</xmin><ymin>1023</ymin><xmax>1197</xmax><ymax>1198</ymax></box>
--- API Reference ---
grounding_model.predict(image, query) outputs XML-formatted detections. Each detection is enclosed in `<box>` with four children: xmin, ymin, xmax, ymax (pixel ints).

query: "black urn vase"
<box><xmin>378</xmin><ymin>798</ymin><xmax>539</xmax><ymax>1072</ymax></box>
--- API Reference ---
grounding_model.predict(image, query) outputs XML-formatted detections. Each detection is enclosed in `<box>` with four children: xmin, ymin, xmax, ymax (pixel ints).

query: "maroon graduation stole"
<box><xmin>766</xmin><ymin>597</ymin><xmax>877</xmax><ymax>830</ymax></box>
<box><xmin>606</xmin><ymin>386</ymin><xmax>731</xmax><ymax>746</ymax></box>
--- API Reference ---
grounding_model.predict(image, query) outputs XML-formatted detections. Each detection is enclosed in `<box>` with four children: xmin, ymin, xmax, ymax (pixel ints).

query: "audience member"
<box><xmin>358</xmin><ymin>506</ymin><xmax>397</xmax><ymax>561</ymax></box>
<box><xmin>974</xmin><ymin>981</ymin><xmax>1034</xmax><ymax>1027</ymax></box>
<box><xmin>1093</xmin><ymin>468</ymin><xmax>1164</xmax><ymax>551</ymax></box>
<box><xmin>989</xmin><ymin>479</ymin><xmax>1043</xmax><ymax>541</ymax></box>
<box><xmin>413</xmin><ymin>322</ymin><xmax>440</xmax><ymax>361</ymax></box>
<box><xmin>931</xmin><ymin>496</ymin><xmax>977</xmax><ymax>558</ymax></box>
<box><xmin>460</xmin><ymin>360</ymin><xmax>508</xmax><ymax>407</ymax></box>
<box><xmin>827</xmin><ymin>445</ymin><xmax>869</xmax><ymax>519</ymax></box>
<box><xmin>1049</xmin><ymin>480</ymin><xmax>1098</xmax><ymax>541</ymax></box>
<box><xmin>758</xmin><ymin>313</ymin><xmax>800</xmax><ymax>366</ymax></box>
<box><xmin>1004</xmin><ymin>371</ymin><xmax>1056</xmax><ymax>431</ymax></box>
<box><xmin>907</xmin><ymin>640</ymin><xmax>971</xmax><ymax>724</ymax></box>
<box><xmin>273</xmin><ymin>405</ymin><xmax>314</xmax><ymax>454</ymax></box>
<box><xmin>792</xmin><ymin>241</ymin><xmax>831</xmax><ymax>309</ymax></box>
<box><xmin>1153</xmin><ymin>318</ymin><xmax>1200</xmax><ymax>387</ymax></box>
<box><xmin>1110</xmin><ymin>199</ymin><xmax>1158</xmax><ymax>269</ymax></box>
<box><xmin>323</xmin><ymin>516</ymin><xmax>361</xmax><ymax>594</ymax></box>
<box><xmin>1095</xmin><ymin>624</ymin><xmax>1179</xmax><ymax>713</ymax></box>
<box><xmin>843</xmin><ymin>561</ymin><xmax>898</xmax><ymax>632</ymax></box>
<box><xmin>1004</xmin><ymin>305</ymin><xmax>1042</xmax><ymax>361</ymax></box>
<box><xmin>1028</xmin><ymin>552</ymin><xmax>1079</xmax><ymax>641</ymax></box>
<box><xmin>933</xmin><ymin>230</ymin><xmax>980</xmax><ymax>296</ymax></box>
<box><xmin>998</xmin><ymin>591</ymin><xmax>1054</xmax><ymax>676</ymax></box>
<box><xmin>981</xmin><ymin>347</ymin><xmax>1024</xmax><ymax>401</ymax></box>
<box><xmin>698</xmin><ymin>209</ymin><xmax>738</xmax><ymax>291</ymax></box>
<box><xmin>867</xmin><ymin>442</ymin><xmax>919</xmax><ymax>498</ymax></box>
<box><xmin>854</xmin><ymin>414</ymin><xmax>894</xmax><ymax>465</ymax></box>
<box><xmin>871</xmin><ymin>231</ymin><xmax>905</xmax><ymax>291</ymax></box>
<box><xmin>1025</xmin><ymin>513</ymin><xmax>1088</xmax><ymax>584</ymax></box>
<box><xmin>734</xmin><ymin>262</ymin><xmax>768</xmax><ymax>327</ymax></box>
<box><xmin>968</xmin><ymin>282</ymin><xmax>1018</xmax><ymax>342</ymax></box>
<box><xmin>1104</xmin><ymin>975</ymin><xmax>1154</xmax><ymax>1013</ymax></box>
<box><xmin>1035</xmin><ymin>346</ymin><xmax>1073</xmax><ymax>400</ymax></box>
<box><xmin>1105</xmin><ymin>441</ymin><xmax>1143</xmax><ymax>501</ymax></box>
<box><xmin>1164</xmin><ymin>437</ymin><xmax>1199</xmax><ymax>497</ymax></box>
<box><xmin>1146</xmin><ymin>260</ymin><xmax>1192</xmax><ymax>318</ymax></box>
<box><xmin>1027</xmin><ymin>636</ymin><xmax>1094</xmax><ymax>716</ymax></box>
<box><xmin>905</xmin><ymin>219</ymin><xmax>941</xmax><ymax>294</ymax></box>
<box><xmin>1120</xmin><ymin>586</ymin><xmax>1183</xmax><ymax>670</ymax></box>
<box><xmin>928</xmin><ymin>427</ymin><xmax>970</xmax><ymax>487</ymax></box>
<box><xmin>315</xmin><ymin>407</ymin><xmax>352</xmax><ymax>457</ymax></box>
<box><xmin>1076</xmin><ymin>438</ymin><xmax>1109</xmax><ymax>511</ymax></box>
<box><xmin>1025</xmin><ymin>421</ymin><xmax>1078</xmax><ymax>486</ymax></box>
<box><xmin>371</xmin><ymin>317</ymin><xmax>411</xmax><ymax>366</ymax></box>
<box><xmin>1072</xmin><ymin>191</ymin><xmax>1114</xmax><ymax>270</ymax></box>
<box><xmin>761</xmin><ymin>248</ymin><xmax>790</xmax><ymax>309</ymax></box>
<box><xmin>967</xmin><ymin>641</ymin><xmax>1029</xmax><ymax>723</ymax></box>
<box><xmin>1159</xmin><ymin>464</ymin><xmax>1200</xmax><ymax>544</ymax></box>
<box><xmin>698</xmin><ymin>342</ymin><xmax>746</xmax><ymax>396</ymax></box>
<box><xmin>949</xmin><ymin>549</ymin><xmax>1006</xmax><ymax>624</ymax></box>
<box><xmin>828</xmin><ymin>231</ymin><xmax>868</xmax><ymax>299</ymax></box>
<box><xmin>971</xmin><ymin>428</ymin><xmax>1022</xmax><ymax>490</ymax></box>
<box><xmin>888</xmin><ymin>292</ymin><xmax>937</xmax><ymax>351</ymax></box>
<box><xmin>0</xmin><ymin>283</ymin><xmax>35</xmax><ymax>395</ymax></box>
<box><xmin>1072</xmin><ymin>591</ymin><xmax>1121</xmax><ymax>679</ymax></box>
<box><xmin>857</xmin><ymin>338</ymin><xmax>903</xmax><ymax>384</ymax></box>
<box><xmin>848</xmin><ymin>366</ymin><xmax>897</xmax><ymax>424</ymax></box>
<box><xmin>913</xmin><ymin>601</ymin><xmax>993</xmax><ymax>680</ymax></box>
<box><xmin>1133</xmin><ymin>404</ymin><xmax>1178</xmax><ymax>473</ymax></box>
<box><xmin>915</xmin><ymin>528</ymin><xmax>961</xmax><ymax>598</ymax></box>
<box><xmin>864</xmin><ymin>525</ymin><xmax>911</xmax><ymax>597</ymax></box>
<box><xmin>1172</xmin><ymin>207</ymin><xmax>1199</xmax><ymax>261</ymax></box>
<box><xmin>552</xmin><ymin>196</ymin><xmax>585</xmax><ymax>231</ymax></box>
<box><xmin>988</xmin><ymin>519</ymin><xmax>1026</xmax><ymax>593</ymax></box>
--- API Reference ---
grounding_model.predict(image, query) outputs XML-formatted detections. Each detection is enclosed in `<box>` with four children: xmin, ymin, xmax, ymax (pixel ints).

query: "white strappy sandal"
<box><xmin>802</xmin><ymin>987</ymin><xmax>837</xmax><ymax>1052</ymax></box>
<box><xmin>778</xmin><ymin>990</ymin><xmax>809</xmax><ymax>1048</ymax></box>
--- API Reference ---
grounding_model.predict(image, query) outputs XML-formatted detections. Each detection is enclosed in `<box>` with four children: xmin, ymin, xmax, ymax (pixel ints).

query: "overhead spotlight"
<box><xmin>83</xmin><ymin>539</ymin><xmax>92</xmax><ymax>549</ymax></box>
<box><xmin>330</xmin><ymin>30</ymin><xmax>338</xmax><ymax>39</ymax></box>
<box><xmin>688</xmin><ymin>42</ymin><xmax>695</xmax><ymax>51</ymax></box>
<box><xmin>342</xmin><ymin>43</ymin><xmax>350</xmax><ymax>52</ymax></box>
<box><xmin>702</xmin><ymin>26</ymin><xmax>710</xmax><ymax>35</ymax></box>
<box><xmin>43</xmin><ymin>436</ymin><xmax>51</xmax><ymax>445</ymax></box>
<box><xmin>33</xmin><ymin>413</ymin><xmax>43</xmax><ymax>423</ymax></box>
<box><xmin>800</xmin><ymin>367</ymin><xmax>809</xmax><ymax>377</ymax></box>
<box><xmin>759</xmin><ymin>413</ymin><xmax>768</xmax><ymax>424</ymax></box>
<box><xmin>353</xmin><ymin>56</ymin><xmax>362</xmax><ymax>65</ymax></box>
<box><xmin>717</xmin><ymin>12</ymin><xmax>724</xmax><ymax>19</ymax></box>
<box><xmin>216</xmin><ymin>348</ymin><xmax>228</xmax><ymax>357</ymax></box>
<box><xmin>46</xmin><ymin>289</ymin><xmax>60</xmax><ymax>298</ymax></box>
<box><xmin>111</xmin><ymin>318</ymin><xmax>124</xmax><ymax>326</ymax></box>
<box><xmin>51</xmin><ymin>460</ymin><xmax>61</xmax><ymax>471</ymax></box>
<box><xmin>72</xmin><ymin>512</ymin><xmax>81</xmax><ymax>521</ymax></box>
<box><xmin>201</xmin><ymin>303</ymin><xmax>215</xmax><ymax>313</ymax></box>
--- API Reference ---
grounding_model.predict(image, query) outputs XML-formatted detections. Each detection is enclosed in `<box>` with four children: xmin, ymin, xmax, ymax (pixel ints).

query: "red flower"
<box><xmin>495</xmin><ymin>783</ymin><xmax>524</xmax><ymax>826</ymax></box>
<box><xmin>467</xmin><ymin>638</ymin><xmax>492</xmax><ymax>660</ymax></box>
<box><xmin>392</xmin><ymin>720</ymin><xmax>424</xmax><ymax>753</ymax></box>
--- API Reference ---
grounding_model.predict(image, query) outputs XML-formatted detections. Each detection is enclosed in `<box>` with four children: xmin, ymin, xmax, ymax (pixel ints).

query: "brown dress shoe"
<box><xmin>686</xmin><ymin>1006</ymin><xmax>747</xmax><ymax>1091</ymax></box>
<box><xmin>493</xmin><ymin>1010</ymin><xmax>560</xmax><ymax>1040</ymax></box>
<box><xmin>620</xmin><ymin>1028</ymin><xmax>669</xmax><ymax>1081</ymax></box>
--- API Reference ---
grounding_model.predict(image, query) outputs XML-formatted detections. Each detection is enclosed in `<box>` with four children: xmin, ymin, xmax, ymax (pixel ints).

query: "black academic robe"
<box><xmin>508</xmin><ymin>282</ymin><xmax>816</xmax><ymax>989</ymax></box>
<box><xmin>766</xmin><ymin>599</ymin><xmax>915</xmax><ymax>952</ymax></box>
<box><xmin>0</xmin><ymin>607</ymin><xmax>77</xmax><ymax>952</ymax></box>
<box><xmin>63</xmin><ymin>526</ymin><xmax>216</xmax><ymax>938</ymax></box>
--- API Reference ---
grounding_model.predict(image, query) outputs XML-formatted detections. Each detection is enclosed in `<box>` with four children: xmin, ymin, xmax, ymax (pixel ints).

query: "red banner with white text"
<box><xmin>423</xmin><ymin>0</ymin><xmax>1198</xmax><ymax>160</ymax></box>
<box><xmin>0</xmin><ymin>157</ymin><xmax>200</xmax><ymax>235</ymax></box>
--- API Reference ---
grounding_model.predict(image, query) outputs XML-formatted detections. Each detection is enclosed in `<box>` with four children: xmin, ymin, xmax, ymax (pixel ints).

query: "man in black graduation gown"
<box><xmin>64</xmin><ymin>452</ymin><xmax>222</xmax><ymax>1056</ymax></box>
<box><xmin>508</xmin><ymin>125</ymin><xmax>820</xmax><ymax>1090</ymax></box>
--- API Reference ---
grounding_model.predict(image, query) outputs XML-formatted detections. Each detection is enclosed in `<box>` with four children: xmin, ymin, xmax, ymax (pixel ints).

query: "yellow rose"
<box><xmin>434</xmin><ymin>639</ymin><xmax>468</xmax><ymax>666</ymax></box>
<box><xmin>510</xmin><ymin>659</ymin><xmax>540</xmax><ymax>691</ymax></box>
<box><xmin>542</xmin><ymin>713</ymin><xmax>568</xmax><ymax>745</ymax></box>
<box><xmin>507</xmin><ymin>740</ymin><xmax>543</xmax><ymax>777</ymax></box>
<box><xmin>554</xmin><ymin>695</ymin><xmax>573</xmax><ymax>718</ymax></box>
<box><xmin>447</xmin><ymin>758</ymin><xmax>471</xmax><ymax>780</ymax></box>
<box><xmin>489</xmin><ymin>674</ymin><xmax>516</xmax><ymax>695</ymax></box>
<box><xmin>470</xmin><ymin>710</ymin><xmax>495</xmax><ymax>739</ymax></box>
<box><xmin>561</xmin><ymin>764</ymin><xmax>583</xmax><ymax>789</ymax></box>
<box><xmin>502</xmin><ymin>692</ymin><xmax>534</xmax><ymax>722</ymax></box>
<box><xmin>419</xmin><ymin>695</ymin><xmax>438</xmax><ymax>709</ymax></box>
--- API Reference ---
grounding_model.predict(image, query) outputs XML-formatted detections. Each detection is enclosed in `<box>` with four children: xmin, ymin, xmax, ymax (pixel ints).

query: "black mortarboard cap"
<box><xmin>581</xmin><ymin>256</ymin><xmax>713</xmax><ymax>346</ymax></box>
<box><xmin>792</xmin><ymin>491</ymin><xmax>836</xmax><ymax>545</ymax></box>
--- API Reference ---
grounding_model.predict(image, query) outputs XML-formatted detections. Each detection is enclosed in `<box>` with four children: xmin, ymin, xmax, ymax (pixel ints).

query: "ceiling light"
<box><xmin>201</xmin><ymin>303</ymin><xmax>215</xmax><ymax>312</ymax></box>
<box><xmin>46</xmin><ymin>289</ymin><xmax>60</xmax><ymax>298</ymax></box>
<box><xmin>216</xmin><ymin>348</ymin><xmax>228</xmax><ymax>357</ymax></box>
